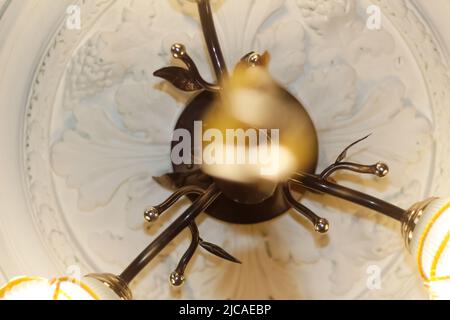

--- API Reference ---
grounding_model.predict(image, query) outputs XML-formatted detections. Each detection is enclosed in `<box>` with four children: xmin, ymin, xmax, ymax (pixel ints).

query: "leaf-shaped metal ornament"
<box><xmin>320</xmin><ymin>134</ymin><xmax>389</xmax><ymax>180</ymax></box>
<box><xmin>153</xmin><ymin>173</ymin><xmax>180</xmax><ymax>191</ymax></box>
<box><xmin>335</xmin><ymin>134</ymin><xmax>372</xmax><ymax>163</ymax></box>
<box><xmin>199</xmin><ymin>240</ymin><xmax>242</xmax><ymax>264</ymax></box>
<box><xmin>153</xmin><ymin>170</ymin><xmax>212</xmax><ymax>190</ymax></box>
<box><xmin>154</xmin><ymin>67</ymin><xmax>204</xmax><ymax>92</ymax></box>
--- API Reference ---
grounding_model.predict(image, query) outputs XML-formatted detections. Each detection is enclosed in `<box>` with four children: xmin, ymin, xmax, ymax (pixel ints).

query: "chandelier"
<box><xmin>1</xmin><ymin>0</ymin><xmax>449</xmax><ymax>300</ymax></box>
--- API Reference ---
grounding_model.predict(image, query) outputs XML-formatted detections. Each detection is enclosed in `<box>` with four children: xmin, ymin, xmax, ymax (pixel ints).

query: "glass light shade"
<box><xmin>0</xmin><ymin>274</ymin><xmax>128</xmax><ymax>300</ymax></box>
<box><xmin>403</xmin><ymin>198</ymin><xmax>450</xmax><ymax>300</ymax></box>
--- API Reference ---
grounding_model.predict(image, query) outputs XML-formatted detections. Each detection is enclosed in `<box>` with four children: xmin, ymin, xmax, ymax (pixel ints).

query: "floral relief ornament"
<box><xmin>49</xmin><ymin>0</ymin><xmax>433</xmax><ymax>299</ymax></box>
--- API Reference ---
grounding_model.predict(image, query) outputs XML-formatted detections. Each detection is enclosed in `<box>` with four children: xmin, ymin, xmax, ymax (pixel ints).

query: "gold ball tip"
<box><xmin>144</xmin><ymin>207</ymin><xmax>160</xmax><ymax>222</ymax></box>
<box><xmin>169</xmin><ymin>272</ymin><xmax>185</xmax><ymax>287</ymax></box>
<box><xmin>171</xmin><ymin>44</ymin><xmax>186</xmax><ymax>58</ymax></box>
<box><xmin>375</xmin><ymin>162</ymin><xmax>389</xmax><ymax>177</ymax></box>
<box><xmin>315</xmin><ymin>218</ymin><xmax>330</xmax><ymax>234</ymax></box>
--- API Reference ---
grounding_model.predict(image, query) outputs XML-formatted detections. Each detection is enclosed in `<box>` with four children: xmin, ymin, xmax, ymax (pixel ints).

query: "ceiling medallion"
<box><xmin>0</xmin><ymin>0</ymin><xmax>449</xmax><ymax>300</ymax></box>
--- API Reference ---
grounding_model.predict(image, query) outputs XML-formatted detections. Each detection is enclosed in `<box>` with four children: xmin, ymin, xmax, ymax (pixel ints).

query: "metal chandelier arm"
<box><xmin>119</xmin><ymin>183</ymin><xmax>221</xmax><ymax>285</ymax></box>
<box><xmin>144</xmin><ymin>185</ymin><xmax>205</xmax><ymax>222</ymax></box>
<box><xmin>283</xmin><ymin>183</ymin><xmax>330</xmax><ymax>233</ymax></box>
<box><xmin>169</xmin><ymin>223</ymin><xmax>201</xmax><ymax>287</ymax></box>
<box><xmin>197</xmin><ymin>0</ymin><xmax>228</xmax><ymax>81</ymax></box>
<box><xmin>320</xmin><ymin>161</ymin><xmax>389</xmax><ymax>180</ymax></box>
<box><xmin>290</xmin><ymin>173</ymin><xmax>406</xmax><ymax>222</ymax></box>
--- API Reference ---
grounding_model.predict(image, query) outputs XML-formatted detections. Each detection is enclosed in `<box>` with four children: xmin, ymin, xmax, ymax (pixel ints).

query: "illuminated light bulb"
<box><xmin>402</xmin><ymin>198</ymin><xmax>450</xmax><ymax>300</ymax></box>
<box><xmin>201</xmin><ymin>65</ymin><xmax>318</xmax><ymax>205</ymax></box>
<box><xmin>0</xmin><ymin>274</ymin><xmax>131</xmax><ymax>300</ymax></box>
<box><xmin>203</xmin><ymin>65</ymin><xmax>317</xmax><ymax>178</ymax></box>
<box><xmin>0</xmin><ymin>277</ymin><xmax>57</xmax><ymax>300</ymax></box>
<box><xmin>202</xmin><ymin>144</ymin><xmax>298</xmax><ymax>183</ymax></box>
<box><xmin>427</xmin><ymin>279</ymin><xmax>450</xmax><ymax>300</ymax></box>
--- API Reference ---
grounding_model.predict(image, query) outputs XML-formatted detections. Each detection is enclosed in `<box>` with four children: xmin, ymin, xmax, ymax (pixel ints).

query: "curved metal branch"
<box><xmin>319</xmin><ymin>135</ymin><xmax>389</xmax><ymax>181</ymax></box>
<box><xmin>283</xmin><ymin>184</ymin><xmax>329</xmax><ymax>233</ymax></box>
<box><xmin>172</xmin><ymin>44</ymin><xmax>220</xmax><ymax>91</ymax></box>
<box><xmin>197</xmin><ymin>0</ymin><xmax>228</xmax><ymax>81</ymax></box>
<box><xmin>154</xmin><ymin>44</ymin><xmax>220</xmax><ymax>93</ymax></box>
<box><xmin>120</xmin><ymin>184</ymin><xmax>221</xmax><ymax>285</ymax></box>
<box><xmin>144</xmin><ymin>185</ymin><xmax>205</xmax><ymax>222</ymax></box>
<box><xmin>170</xmin><ymin>223</ymin><xmax>200</xmax><ymax>287</ymax></box>
<box><xmin>320</xmin><ymin>162</ymin><xmax>389</xmax><ymax>180</ymax></box>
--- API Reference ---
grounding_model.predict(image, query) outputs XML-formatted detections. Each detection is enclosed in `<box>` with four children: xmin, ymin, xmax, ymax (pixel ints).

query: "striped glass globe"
<box><xmin>0</xmin><ymin>274</ymin><xmax>130</xmax><ymax>300</ymax></box>
<box><xmin>403</xmin><ymin>198</ymin><xmax>450</xmax><ymax>300</ymax></box>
